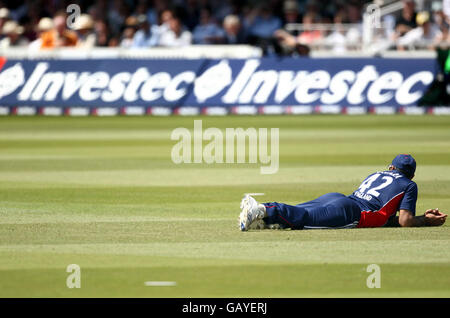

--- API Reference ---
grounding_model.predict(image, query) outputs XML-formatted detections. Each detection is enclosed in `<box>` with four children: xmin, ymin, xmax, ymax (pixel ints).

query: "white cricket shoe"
<box><xmin>239</xmin><ymin>194</ymin><xmax>266</xmax><ymax>231</ymax></box>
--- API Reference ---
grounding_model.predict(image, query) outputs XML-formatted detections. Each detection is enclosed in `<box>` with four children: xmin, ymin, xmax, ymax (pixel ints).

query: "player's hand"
<box><xmin>424</xmin><ymin>209</ymin><xmax>447</xmax><ymax>226</ymax></box>
<box><xmin>425</xmin><ymin>208</ymin><xmax>445</xmax><ymax>216</ymax></box>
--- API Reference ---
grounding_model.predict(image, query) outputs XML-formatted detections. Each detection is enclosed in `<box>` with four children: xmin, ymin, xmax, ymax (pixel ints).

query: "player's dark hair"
<box><xmin>394</xmin><ymin>167</ymin><xmax>413</xmax><ymax>179</ymax></box>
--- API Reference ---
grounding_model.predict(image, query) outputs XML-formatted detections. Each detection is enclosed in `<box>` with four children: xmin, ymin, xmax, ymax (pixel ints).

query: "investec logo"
<box><xmin>0</xmin><ymin>60</ymin><xmax>434</xmax><ymax>105</ymax></box>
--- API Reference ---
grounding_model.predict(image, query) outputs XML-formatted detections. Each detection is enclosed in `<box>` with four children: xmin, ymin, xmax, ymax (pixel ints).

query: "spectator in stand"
<box><xmin>297</xmin><ymin>13</ymin><xmax>322</xmax><ymax>45</ymax></box>
<box><xmin>432</xmin><ymin>1</ymin><xmax>450</xmax><ymax>47</ymax></box>
<box><xmin>0</xmin><ymin>20</ymin><xmax>28</xmax><ymax>49</ymax></box>
<box><xmin>134</xmin><ymin>0</ymin><xmax>159</xmax><ymax>26</ymax></box>
<box><xmin>344</xmin><ymin>2</ymin><xmax>363</xmax><ymax>46</ymax></box>
<box><xmin>94</xmin><ymin>20</ymin><xmax>112</xmax><ymax>47</ymax></box>
<box><xmin>40</xmin><ymin>12</ymin><xmax>78</xmax><ymax>49</ymax></box>
<box><xmin>244</xmin><ymin>4</ymin><xmax>282</xmax><ymax>55</ymax></box>
<box><xmin>282</xmin><ymin>0</ymin><xmax>302</xmax><ymax>35</ymax></box>
<box><xmin>192</xmin><ymin>6</ymin><xmax>225</xmax><ymax>44</ymax></box>
<box><xmin>303</xmin><ymin>0</ymin><xmax>321</xmax><ymax>17</ymax></box>
<box><xmin>323</xmin><ymin>12</ymin><xmax>348</xmax><ymax>54</ymax></box>
<box><xmin>245</xmin><ymin>4</ymin><xmax>282</xmax><ymax>42</ymax></box>
<box><xmin>274</xmin><ymin>1</ymin><xmax>302</xmax><ymax>56</ymax></box>
<box><xmin>397</xmin><ymin>11</ymin><xmax>443</xmax><ymax>50</ymax></box>
<box><xmin>120</xmin><ymin>27</ymin><xmax>135</xmax><ymax>48</ymax></box>
<box><xmin>108</xmin><ymin>36</ymin><xmax>119</xmax><ymax>47</ymax></box>
<box><xmin>132</xmin><ymin>14</ymin><xmax>160</xmax><ymax>48</ymax></box>
<box><xmin>444</xmin><ymin>0</ymin><xmax>450</xmax><ymax>22</ymax></box>
<box><xmin>432</xmin><ymin>1</ymin><xmax>450</xmax><ymax>36</ymax></box>
<box><xmin>28</xmin><ymin>17</ymin><xmax>53</xmax><ymax>51</ymax></box>
<box><xmin>183</xmin><ymin>0</ymin><xmax>200</xmax><ymax>31</ymax></box>
<box><xmin>222</xmin><ymin>14</ymin><xmax>247</xmax><ymax>44</ymax></box>
<box><xmin>87</xmin><ymin>0</ymin><xmax>108</xmax><ymax>22</ymax></box>
<box><xmin>0</xmin><ymin>7</ymin><xmax>10</xmax><ymax>34</ymax></box>
<box><xmin>158</xmin><ymin>8</ymin><xmax>176</xmax><ymax>34</ymax></box>
<box><xmin>74</xmin><ymin>14</ymin><xmax>97</xmax><ymax>49</ymax></box>
<box><xmin>275</xmin><ymin>16</ymin><xmax>320</xmax><ymax>56</ymax></box>
<box><xmin>394</xmin><ymin>0</ymin><xmax>418</xmax><ymax>39</ymax></box>
<box><xmin>275</xmin><ymin>12</ymin><xmax>322</xmax><ymax>49</ymax></box>
<box><xmin>120</xmin><ymin>15</ymin><xmax>139</xmax><ymax>48</ymax></box>
<box><xmin>108</xmin><ymin>0</ymin><xmax>131</xmax><ymax>36</ymax></box>
<box><xmin>158</xmin><ymin>15</ymin><xmax>192</xmax><ymax>47</ymax></box>
<box><xmin>213</xmin><ymin>0</ymin><xmax>240</xmax><ymax>23</ymax></box>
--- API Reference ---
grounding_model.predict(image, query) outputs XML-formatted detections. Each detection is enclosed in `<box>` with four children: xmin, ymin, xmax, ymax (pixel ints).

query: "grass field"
<box><xmin>0</xmin><ymin>115</ymin><xmax>449</xmax><ymax>298</ymax></box>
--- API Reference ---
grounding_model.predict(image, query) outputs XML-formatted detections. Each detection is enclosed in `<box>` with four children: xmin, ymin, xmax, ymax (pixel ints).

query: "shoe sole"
<box><xmin>239</xmin><ymin>196</ymin><xmax>251</xmax><ymax>231</ymax></box>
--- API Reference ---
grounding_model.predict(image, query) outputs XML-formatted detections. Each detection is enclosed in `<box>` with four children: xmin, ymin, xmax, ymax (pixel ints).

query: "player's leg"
<box><xmin>303</xmin><ymin>195</ymin><xmax>361</xmax><ymax>229</ymax></box>
<box><xmin>239</xmin><ymin>194</ymin><xmax>306</xmax><ymax>231</ymax></box>
<box><xmin>262</xmin><ymin>202</ymin><xmax>309</xmax><ymax>229</ymax></box>
<box><xmin>263</xmin><ymin>193</ymin><xmax>360</xmax><ymax>230</ymax></box>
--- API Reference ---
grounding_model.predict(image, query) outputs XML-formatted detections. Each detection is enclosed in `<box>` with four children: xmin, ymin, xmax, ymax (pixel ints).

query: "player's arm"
<box><xmin>398</xmin><ymin>209</ymin><xmax>447</xmax><ymax>227</ymax></box>
<box><xmin>384</xmin><ymin>215</ymin><xmax>400</xmax><ymax>227</ymax></box>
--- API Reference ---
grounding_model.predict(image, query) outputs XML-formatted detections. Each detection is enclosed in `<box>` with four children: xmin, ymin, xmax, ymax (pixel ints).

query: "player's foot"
<box><xmin>239</xmin><ymin>195</ymin><xmax>266</xmax><ymax>231</ymax></box>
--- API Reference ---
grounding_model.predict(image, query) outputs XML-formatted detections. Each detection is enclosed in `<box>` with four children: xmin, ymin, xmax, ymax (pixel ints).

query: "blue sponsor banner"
<box><xmin>0</xmin><ymin>57</ymin><xmax>437</xmax><ymax>107</ymax></box>
<box><xmin>0</xmin><ymin>58</ymin><xmax>206</xmax><ymax>107</ymax></box>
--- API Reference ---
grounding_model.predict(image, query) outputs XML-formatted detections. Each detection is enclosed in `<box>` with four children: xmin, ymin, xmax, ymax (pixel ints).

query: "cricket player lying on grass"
<box><xmin>239</xmin><ymin>154</ymin><xmax>447</xmax><ymax>231</ymax></box>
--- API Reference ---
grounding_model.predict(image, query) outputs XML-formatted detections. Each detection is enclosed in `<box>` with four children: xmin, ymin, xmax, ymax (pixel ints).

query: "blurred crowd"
<box><xmin>0</xmin><ymin>0</ymin><xmax>449</xmax><ymax>55</ymax></box>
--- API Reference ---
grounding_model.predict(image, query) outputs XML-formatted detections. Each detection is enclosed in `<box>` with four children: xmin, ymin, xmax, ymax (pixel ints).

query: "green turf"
<box><xmin>0</xmin><ymin>115</ymin><xmax>449</xmax><ymax>297</ymax></box>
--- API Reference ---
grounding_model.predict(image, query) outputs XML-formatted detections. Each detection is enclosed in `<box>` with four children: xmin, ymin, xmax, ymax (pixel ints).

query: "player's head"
<box><xmin>388</xmin><ymin>154</ymin><xmax>416</xmax><ymax>179</ymax></box>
